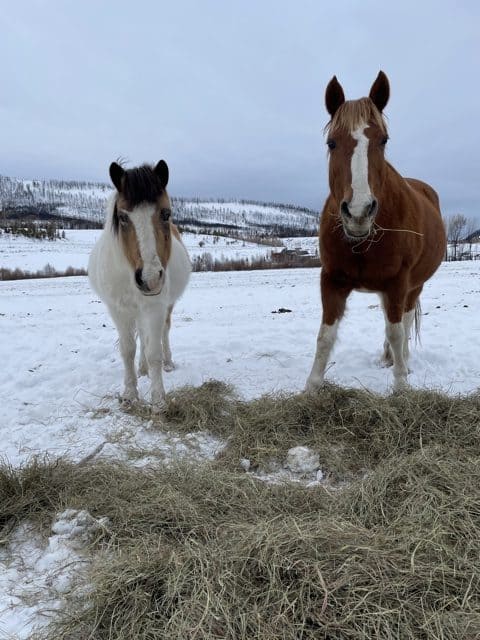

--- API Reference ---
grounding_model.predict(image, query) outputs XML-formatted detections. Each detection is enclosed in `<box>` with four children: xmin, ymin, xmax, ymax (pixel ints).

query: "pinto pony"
<box><xmin>89</xmin><ymin>160</ymin><xmax>191</xmax><ymax>409</ymax></box>
<box><xmin>306</xmin><ymin>72</ymin><xmax>446</xmax><ymax>391</ymax></box>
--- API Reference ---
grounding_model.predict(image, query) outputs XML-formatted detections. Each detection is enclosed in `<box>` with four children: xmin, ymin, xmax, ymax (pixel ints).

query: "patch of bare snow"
<box><xmin>0</xmin><ymin>509</ymin><xmax>108</xmax><ymax>639</ymax></box>
<box><xmin>285</xmin><ymin>446</ymin><xmax>320</xmax><ymax>474</ymax></box>
<box><xmin>240</xmin><ymin>447</ymin><xmax>325</xmax><ymax>488</ymax></box>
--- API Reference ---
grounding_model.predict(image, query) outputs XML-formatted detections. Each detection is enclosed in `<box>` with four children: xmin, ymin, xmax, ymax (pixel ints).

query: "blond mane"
<box><xmin>325</xmin><ymin>97</ymin><xmax>387</xmax><ymax>135</ymax></box>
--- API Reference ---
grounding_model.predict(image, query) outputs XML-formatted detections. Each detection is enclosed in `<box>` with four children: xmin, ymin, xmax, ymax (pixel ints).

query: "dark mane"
<box><xmin>112</xmin><ymin>203</ymin><xmax>120</xmax><ymax>235</ymax></box>
<box><xmin>123</xmin><ymin>164</ymin><xmax>165</xmax><ymax>208</ymax></box>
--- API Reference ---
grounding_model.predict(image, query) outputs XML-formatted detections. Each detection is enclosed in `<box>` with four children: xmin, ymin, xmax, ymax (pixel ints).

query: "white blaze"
<box><xmin>131</xmin><ymin>204</ymin><xmax>162</xmax><ymax>284</ymax></box>
<box><xmin>350</xmin><ymin>125</ymin><xmax>372</xmax><ymax>218</ymax></box>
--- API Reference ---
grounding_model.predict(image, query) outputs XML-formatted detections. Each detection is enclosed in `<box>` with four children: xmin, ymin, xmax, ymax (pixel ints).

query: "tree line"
<box><xmin>443</xmin><ymin>214</ymin><xmax>480</xmax><ymax>261</ymax></box>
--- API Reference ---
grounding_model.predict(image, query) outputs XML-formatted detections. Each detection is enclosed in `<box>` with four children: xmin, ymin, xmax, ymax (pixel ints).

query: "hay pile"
<box><xmin>163</xmin><ymin>381</ymin><xmax>480</xmax><ymax>477</ymax></box>
<box><xmin>1</xmin><ymin>383</ymin><xmax>479</xmax><ymax>639</ymax></box>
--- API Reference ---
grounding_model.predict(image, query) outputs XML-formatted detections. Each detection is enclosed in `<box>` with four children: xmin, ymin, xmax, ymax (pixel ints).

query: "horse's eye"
<box><xmin>119</xmin><ymin>213</ymin><xmax>130</xmax><ymax>226</ymax></box>
<box><xmin>380</xmin><ymin>136</ymin><xmax>389</xmax><ymax>146</ymax></box>
<box><xmin>160</xmin><ymin>208</ymin><xmax>171</xmax><ymax>222</ymax></box>
<box><xmin>327</xmin><ymin>139</ymin><xmax>336</xmax><ymax>150</ymax></box>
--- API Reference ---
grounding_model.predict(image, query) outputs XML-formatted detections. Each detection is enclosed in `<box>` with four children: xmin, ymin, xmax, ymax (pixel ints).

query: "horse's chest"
<box><xmin>331</xmin><ymin>255</ymin><xmax>399</xmax><ymax>291</ymax></box>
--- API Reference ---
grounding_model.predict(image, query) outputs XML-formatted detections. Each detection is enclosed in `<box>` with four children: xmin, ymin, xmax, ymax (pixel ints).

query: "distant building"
<box><xmin>271</xmin><ymin>247</ymin><xmax>319</xmax><ymax>266</ymax></box>
<box><xmin>465</xmin><ymin>229</ymin><xmax>480</xmax><ymax>243</ymax></box>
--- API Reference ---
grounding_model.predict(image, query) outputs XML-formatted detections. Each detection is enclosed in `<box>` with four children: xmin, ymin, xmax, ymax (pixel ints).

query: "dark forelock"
<box><xmin>122</xmin><ymin>165</ymin><xmax>164</xmax><ymax>208</ymax></box>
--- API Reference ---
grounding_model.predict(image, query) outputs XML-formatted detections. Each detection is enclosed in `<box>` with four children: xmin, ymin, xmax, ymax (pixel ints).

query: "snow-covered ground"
<box><xmin>2</xmin><ymin>261</ymin><xmax>479</xmax><ymax>469</ymax></box>
<box><xmin>0</xmin><ymin>229</ymin><xmax>286</xmax><ymax>272</ymax></box>
<box><xmin>0</xmin><ymin>510</ymin><xmax>107</xmax><ymax>639</ymax></box>
<box><xmin>1</xmin><ymin>260</ymin><xmax>480</xmax><ymax>636</ymax></box>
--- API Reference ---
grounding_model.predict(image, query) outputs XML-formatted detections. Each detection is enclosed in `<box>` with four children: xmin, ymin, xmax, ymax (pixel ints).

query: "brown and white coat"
<box><xmin>88</xmin><ymin>161</ymin><xmax>191</xmax><ymax>409</ymax></box>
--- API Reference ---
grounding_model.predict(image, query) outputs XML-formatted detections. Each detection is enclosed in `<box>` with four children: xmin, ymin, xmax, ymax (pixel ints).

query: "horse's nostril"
<box><xmin>159</xmin><ymin>269</ymin><xmax>164</xmax><ymax>278</ymax></box>
<box><xmin>341</xmin><ymin>201</ymin><xmax>352</xmax><ymax>218</ymax></box>
<box><xmin>368</xmin><ymin>199</ymin><xmax>378</xmax><ymax>216</ymax></box>
<box><xmin>135</xmin><ymin>269</ymin><xmax>143</xmax><ymax>288</ymax></box>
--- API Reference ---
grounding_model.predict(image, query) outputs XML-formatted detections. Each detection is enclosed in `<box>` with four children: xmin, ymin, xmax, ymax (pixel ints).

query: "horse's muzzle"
<box><xmin>135</xmin><ymin>268</ymin><xmax>163</xmax><ymax>296</ymax></box>
<box><xmin>340</xmin><ymin>199</ymin><xmax>378</xmax><ymax>241</ymax></box>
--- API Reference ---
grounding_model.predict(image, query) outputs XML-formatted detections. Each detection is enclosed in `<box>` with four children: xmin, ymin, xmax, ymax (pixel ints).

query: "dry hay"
<box><xmin>163</xmin><ymin>381</ymin><xmax>480</xmax><ymax>478</ymax></box>
<box><xmin>1</xmin><ymin>383</ymin><xmax>479</xmax><ymax>639</ymax></box>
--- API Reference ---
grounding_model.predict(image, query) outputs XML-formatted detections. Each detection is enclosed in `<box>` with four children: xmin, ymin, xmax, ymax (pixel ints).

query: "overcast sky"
<box><xmin>2</xmin><ymin>1</ymin><xmax>479</xmax><ymax>219</ymax></box>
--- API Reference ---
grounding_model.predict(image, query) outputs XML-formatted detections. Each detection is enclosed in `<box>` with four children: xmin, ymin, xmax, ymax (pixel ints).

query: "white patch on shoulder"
<box><xmin>350</xmin><ymin>124</ymin><xmax>371</xmax><ymax>218</ymax></box>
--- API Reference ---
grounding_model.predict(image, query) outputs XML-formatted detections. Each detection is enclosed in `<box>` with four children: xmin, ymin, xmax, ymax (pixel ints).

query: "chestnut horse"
<box><xmin>306</xmin><ymin>72</ymin><xmax>446</xmax><ymax>391</ymax></box>
<box><xmin>89</xmin><ymin>161</ymin><xmax>191</xmax><ymax>409</ymax></box>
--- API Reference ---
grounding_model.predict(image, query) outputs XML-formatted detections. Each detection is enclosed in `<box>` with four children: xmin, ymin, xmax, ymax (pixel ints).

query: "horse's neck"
<box><xmin>385</xmin><ymin>161</ymin><xmax>404</xmax><ymax>182</ymax></box>
<box><xmin>377</xmin><ymin>161</ymin><xmax>409</xmax><ymax>220</ymax></box>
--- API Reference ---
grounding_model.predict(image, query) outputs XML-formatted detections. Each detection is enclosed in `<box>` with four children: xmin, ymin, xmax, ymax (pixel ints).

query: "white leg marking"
<box><xmin>402</xmin><ymin>309</ymin><xmax>415</xmax><ymax>362</ymax></box>
<box><xmin>306</xmin><ymin>321</ymin><xmax>339</xmax><ymax>391</ymax></box>
<box><xmin>380</xmin><ymin>296</ymin><xmax>393</xmax><ymax>367</ymax></box>
<box><xmin>385</xmin><ymin>321</ymin><xmax>409</xmax><ymax>391</ymax></box>
<box><xmin>382</xmin><ymin>338</ymin><xmax>393</xmax><ymax>367</ymax></box>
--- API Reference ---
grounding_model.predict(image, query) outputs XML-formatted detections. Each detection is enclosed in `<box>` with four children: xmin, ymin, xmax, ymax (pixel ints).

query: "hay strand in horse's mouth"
<box><xmin>374</xmin><ymin>222</ymin><xmax>424</xmax><ymax>237</ymax></box>
<box><xmin>349</xmin><ymin>223</ymin><xmax>424</xmax><ymax>254</ymax></box>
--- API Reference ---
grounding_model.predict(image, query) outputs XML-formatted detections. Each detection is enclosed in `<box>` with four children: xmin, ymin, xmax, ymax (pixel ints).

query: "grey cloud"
<box><xmin>1</xmin><ymin>0</ymin><xmax>478</xmax><ymax>220</ymax></box>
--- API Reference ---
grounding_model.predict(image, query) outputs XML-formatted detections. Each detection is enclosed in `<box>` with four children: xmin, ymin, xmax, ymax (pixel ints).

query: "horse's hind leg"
<box><xmin>403</xmin><ymin>286</ymin><xmax>422</xmax><ymax>363</ymax></box>
<box><xmin>162</xmin><ymin>305</ymin><xmax>175</xmax><ymax>372</ymax></box>
<box><xmin>402</xmin><ymin>309</ymin><xmax>415</xmax><ymax>362</ymax></box>
<box><xmin>381</xmin><ymin>295</ymin><xmax>417</xmax><ymax>367</ymax></box>
<box><xmin>138</xmin><ymin>330</ymin><xmax>148</xmax><ymax>377</ymax></box>
<box><xmin>379</xmin><ymin>295</ymin><xmax>394</xmax><ymax>366</ymax></box>
<box><xmin>382</xmin><ymin>289</ymin><xmax>410</xmax><ymax>391</ymax></box>
<box><xmin>306</xmin><ymin>272</ymin><xmax>350</xmax><ymax>391</ymax></box>
<box><xmin>139</xmin><ymin>305</ymin><xmax>174</xmax><ymax>376</ymax></box>
<box><xmin>382</xmin><ymin>338</ymin><xmax>394</xmax><ymax>367</ymax></box>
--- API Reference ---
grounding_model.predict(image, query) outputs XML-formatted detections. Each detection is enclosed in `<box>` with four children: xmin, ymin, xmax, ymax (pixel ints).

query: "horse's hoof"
<box><xmin>392</xmin><ymin>378</ymin><xmax>410</xmax><ymax>393</ymax></box>
<box><xmin>305</xmin><ymin>377</ymin><xmax>324</xmax><ymax>393</ymax></box>
<box><xmin>120</xmin><ymin>387</ymin><xmax>138</xmax><ymax>399</ymax></box>
<box><xmin>151</xmin><ymin>400</ymin><xmax>167</xmax><ymax>415</ymax></box>
<box><xmin>119</xmin><ymin>396</ymin><xmax>138</xmax><ymax>409</ymax></box>
<box><xmin>163</xmin><ymin>361</ymin><xmax>175</xmax><ymax>372</ymax></box>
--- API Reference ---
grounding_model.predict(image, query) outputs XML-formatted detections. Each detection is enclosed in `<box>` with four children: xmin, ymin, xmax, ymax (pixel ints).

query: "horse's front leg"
<box><xmin>382</xmin><ymin>289</ymin><xmax>409</xmax><ymax>391</ymax></box>
<box><xmin>162</xmin><ymin>305</ymin><xmax>175</xmax><ymax>371</ymax></box>
<box><xmin>141</xmin><ymin>306</ymin><xmax>168</xmax><ymax>410</ymax></box>
<box><xmin>306</xmin><ymin>272</ymin><xmax>351</xmax><ymax>391</ymax></box>
<box><xmin>109</xmin><ymin>306</ymin><xmax>138</xmax><ymax>403</ymax></box>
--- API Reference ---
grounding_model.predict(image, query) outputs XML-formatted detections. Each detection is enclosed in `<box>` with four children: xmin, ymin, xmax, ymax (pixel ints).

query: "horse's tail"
<box><xmin>414</xmin><ymin>299</ymin><xmax>422</xmax><ymax>344</ymax></box>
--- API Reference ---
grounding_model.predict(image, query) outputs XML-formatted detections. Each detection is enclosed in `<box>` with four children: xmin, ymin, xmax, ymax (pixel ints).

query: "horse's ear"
<box><xmin>109</xmin><ymin>162</ymin><xmax>125</xmax><ymax>192</ymax></box>
<box><xmin>369</xmin><ymin>71</ymin><xmax>390</xmax><ymax>112</ymax></box>
<box><xmin>154</xmin><ymin>160</ymin><xmax>169</xmax><ymax>188</ymax></box>
<box><xmin>325</xmin><ymin>76</ymin><xmax>345</xmax><ymax>118</ymax></box>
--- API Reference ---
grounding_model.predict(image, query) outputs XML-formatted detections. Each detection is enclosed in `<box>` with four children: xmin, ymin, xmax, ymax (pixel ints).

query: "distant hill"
<box><xmin>0</xmin><ymin>175</ymin><xmax>319</xmax><ymax>237</ymax></box>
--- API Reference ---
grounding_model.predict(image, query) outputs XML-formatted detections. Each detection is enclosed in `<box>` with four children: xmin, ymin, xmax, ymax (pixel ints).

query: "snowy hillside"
<box><xmin>176</xmin><ymin>199</ymin><xmax>318</xmax><ymax>235</ymax></box>
<box><xmin>0</xmin><ymin>175</ymin><xmax>319</xmax><ymax>235</ymax></box>
<box><xmin>0</xmin><ymin>175</ymin><xmax>110</xmax><ymax>223</ymax></box>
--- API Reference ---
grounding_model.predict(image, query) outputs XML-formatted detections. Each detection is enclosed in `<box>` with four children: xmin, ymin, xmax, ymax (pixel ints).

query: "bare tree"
<box><xmin>446</xmin><ymin>214</ymin><xmax>467</xmax><ymax>261</ymax></box>
<box><xmin>465</xmin><ymin>217</ymin><xmax>479</xmax><ymax>259</ymax></box>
